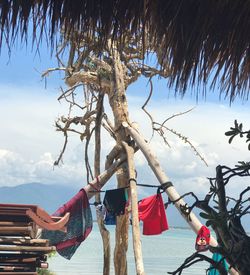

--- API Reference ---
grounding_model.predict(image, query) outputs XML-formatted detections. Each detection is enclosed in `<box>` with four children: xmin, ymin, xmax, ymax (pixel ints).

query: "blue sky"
<box><xmin>0</xmin><ymin>40</ymin><xmax>250</xmax><ymax>203</ymax></box>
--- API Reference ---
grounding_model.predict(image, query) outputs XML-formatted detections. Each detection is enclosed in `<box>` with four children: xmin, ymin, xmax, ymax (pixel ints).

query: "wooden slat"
<box><xmin>0</xmin><ymin>203</ymin><xmax>69</xmax><ymax>232</ymax></box>
<box><xmin>0</xmin><ymin>257</ymin><xmax>37</xmax><ymax>263</ymax></box>
<box><xmin>0</xmin><ymin>237</ymin><xmax>49</xmax><ymax>246</ymax></box>
<box><xmin>0</xmin><ymin>222</ymin><xmax>28</xmax><ymax>227</ymax></box>
<box><xmin>0</xmin><ymin>226</ymin><xmax>34</xmax><ymax>237</ymax></box>
<box><xmin>0</xmin><ymin>204</ymin><xmax>37</xmax><ymax>224</ymax></box>
<box><xmin>0</xmin><ymin>227</ymin><xmax>32</xmax><ymax>232</ymax></box>
<box><xmin>0</xmin><ymin>245</ymin><xmax>55</xmax><ymax>252</ymax></box>
<box><xmin>0</xmin><ymin>272</ymin><xmax>37</xmax><ymax>275</ymax></box>
<box><xmin>0</xmin><ymin>215</ymin><xmax>30</xmax><ymax>223</ymax></box>
<box><xmin>0</xmin><ymin>253</ymin><xmax>47</xmax><ymax>261</ymax></box>
<box><xmin>0</xmin><ymin>261</ymin><xmax>46</xmax><ymax>270</ymax></box>
<box><xmin>0</xmin><ymin>203</ymin><xmax>59</xmax><ymax>275</ymax></box>
<box><xmin>0</xmin><ymin>268</ymin><xmax>30</xmax><ymax>272</ymax></box>
<box><xmin>0</xmin><ymin>262</ymin><xmax>36</xmax><ymax>268</ymax></box>
<box><xmin>0</xmin><ymin>260</ymin><xmax>48</xmax><ymax>270</ymax></box>
<box><xmin>0</xmin><ymin>203</ymin><xmax>37</xmax><ymax>210</ymax></box>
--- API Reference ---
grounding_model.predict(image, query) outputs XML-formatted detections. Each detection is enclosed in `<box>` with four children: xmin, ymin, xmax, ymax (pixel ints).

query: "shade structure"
<box><xmin>0</xmin><ymin>0</ymin><xmax>250</xmax><ymax>100</ymax></box>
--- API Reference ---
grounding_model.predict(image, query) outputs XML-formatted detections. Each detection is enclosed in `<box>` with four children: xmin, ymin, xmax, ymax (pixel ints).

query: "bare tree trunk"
<box><xmin>122</xmin><ymin>142</ymin><xmax>145</xmax><ymax>275</ymax></box>
<box><xmin>94</xmin><ymin>93</ymin><xmax>111</xmax><ymax>275</ymax></box>
<box><xmin>107</xmin><ymin>45</ymin><xmax>131</xmax><ymax>275</ymax></box>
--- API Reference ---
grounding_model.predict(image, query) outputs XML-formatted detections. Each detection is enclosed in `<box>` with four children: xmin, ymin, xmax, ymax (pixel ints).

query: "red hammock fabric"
<box><xmin>138</xmin><ymin>193</ymin><xmax>169</xmax><ymax>235</ymax></box>
<box><xmin>195</xmin><ymin>225</ymin><xmax>210</xmax><ymax>252</ymax></box>
<box><xmin>42</xmin><ymin>188</ymin><xmax>92</xmax><ymax>259</ymax></box>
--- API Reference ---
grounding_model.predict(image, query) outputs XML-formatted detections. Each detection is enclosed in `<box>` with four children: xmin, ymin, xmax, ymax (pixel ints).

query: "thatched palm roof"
<box><xmin>1</xmin><ymin>0</ymin><xmax>250</xmax><ymax>101</ymax></box>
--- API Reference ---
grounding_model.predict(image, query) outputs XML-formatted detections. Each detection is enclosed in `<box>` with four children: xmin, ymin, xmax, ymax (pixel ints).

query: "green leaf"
<box><xmin>225</xmin><ymin>130</ymin><xmax>236</xmax><ymax>136</ymax></box>
<box><xmin>206</xmin><ymin>220</ymin><xmax>213</xmax><ymax>227</ymax></box>
<box><xmin>229</xmin><ymin>134</ymin><xmax>236</xmax><ymax>144</ymax></box>
<box><xmin>199</xmin><ymin>212</ymin><xmax>211</xmax><ymax>220</ymax></box>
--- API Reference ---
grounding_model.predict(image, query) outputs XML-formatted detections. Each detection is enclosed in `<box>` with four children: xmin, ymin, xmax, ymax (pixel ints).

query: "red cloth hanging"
<box><xmin>138</xmin><ymin>193</ymin><xmax>169</xmax><ymax>235</ymax></box>
<box><xmin>42</xmin><ymin>188</ymin><xmax>92</xmax><ymax>259</ymax></box>
<box><xmin>195</xmin><ymin>225</ymin><xmax>210</xmax><ymax>252</ymax></box>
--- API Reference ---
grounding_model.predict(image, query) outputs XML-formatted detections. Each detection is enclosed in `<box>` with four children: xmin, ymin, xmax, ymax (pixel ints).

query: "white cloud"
<box><xmin>183</xmin><ymin>161</ymin><xmax>197</xmax><ymax>173</ymax></box>
<box><xmin>0</xmin><ymin>148</ymin><xmax>87</xmax><ymax>187</ymax></box>
<box><xmin>123</xmin><ymin>97</ymin><xmax>250</xmax><ymax>200</ymax></box>
<box><xmin>0</xmin><ymin>82</ymin><xmax>250</xmax><ymax>201</ymax></box>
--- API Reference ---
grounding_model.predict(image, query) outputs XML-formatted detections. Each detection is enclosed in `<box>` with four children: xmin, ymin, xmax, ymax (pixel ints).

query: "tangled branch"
<box><xmin>168</xmin><ymin>252</ymin><xmax>228</xmax><ymax>275</ymax></box>
<box><xmin>168</xmin><ymin>163</ymin><xmax>250</xmax><ymax>275</ymax></box>
<box><xmin>141</xmin><ymin>78</ymin><xmax>208</xmax><ymax>166</ymax></box>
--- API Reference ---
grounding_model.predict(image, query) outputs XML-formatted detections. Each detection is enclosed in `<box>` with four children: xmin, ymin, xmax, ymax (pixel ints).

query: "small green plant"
<box><xmin>37</xmin><ymin>252</ymin><xmax>56</xmax><ymax>275</ymax></box>
<box><xmin>37</xmin><ymin>269</ymin><xmax>55</xmax><ymax>275</ymax></box>
<box><xmin>225</xmin><ymin>119</ymin><xmax>250</xmax><ymax>150</ymax></box>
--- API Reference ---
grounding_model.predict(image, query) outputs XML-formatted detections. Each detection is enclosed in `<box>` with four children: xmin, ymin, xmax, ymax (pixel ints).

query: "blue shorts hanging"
<box><xmin>104</xmin><ymin>211</ymin><xmax>116</xmax><ymax>225</ymax></box>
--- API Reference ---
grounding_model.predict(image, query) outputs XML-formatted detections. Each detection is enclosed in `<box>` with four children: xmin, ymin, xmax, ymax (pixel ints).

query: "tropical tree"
<box><xmin>42</xmin><ymin>32</ymin><xmax>169</xmax><ymax>275</ymax></box>
<box><xmin>41</xmin><ymin>30</ymin><xmax>221</xmax><ymax>275</ymax></box>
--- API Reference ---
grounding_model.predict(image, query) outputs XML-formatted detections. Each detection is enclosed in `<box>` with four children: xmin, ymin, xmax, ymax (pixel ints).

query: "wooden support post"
<box><xmin>122</xmin><ymin>142</ymin><xmax>145</xmax><ymax>275</ymax></box>
<box><xmin>108</xmin><ymin>42</ymin><xmax>130</xmax><ymax>275</ymax></box>
<box><xmin>94</xmin><ymin>92</ymin><xmax>111</xmax><ymax>275</ymax></box>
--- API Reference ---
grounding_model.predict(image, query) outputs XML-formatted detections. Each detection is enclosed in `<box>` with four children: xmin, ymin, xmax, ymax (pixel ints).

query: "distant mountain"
<box><xmin>1</xmin><ymin>183</ymin><xmax>249</xmax><ymax>231</ymax></box>
<box><xmin>0</xmin><ymin>182</ymin><xmax>200</xmax><ymax>227</ymax></box>
<box><xmin>0</xmin><ymin>182</ymin><xmax>78</xmax><ymax>214</ymax></box>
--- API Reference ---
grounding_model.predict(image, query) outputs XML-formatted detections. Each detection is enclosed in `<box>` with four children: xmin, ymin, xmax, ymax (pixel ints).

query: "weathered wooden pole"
<box><xmin>122</xmin><ymin>142</ymin><xmax>145</xmax><ymax>275</ymax></box>
<box><xmin>107</xmin><ymin>44</ymin><xmax>131</xmax><ymax>275</ymax></box>
<box><xmin>94</xmin><ymin>93</ymin><xmax>111</xmax><ymax>275</ymax></box>
<box><xmin>122</xmin><ymin>122</ymin><xmax>217</xmax><ymax>243</ymax></box>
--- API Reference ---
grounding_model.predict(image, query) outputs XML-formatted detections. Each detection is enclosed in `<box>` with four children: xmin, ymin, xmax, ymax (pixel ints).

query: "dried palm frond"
<box><xmin>1</xmin><ymin>0</ymin><xmax>250</xmax><ymax>101</ymax></box>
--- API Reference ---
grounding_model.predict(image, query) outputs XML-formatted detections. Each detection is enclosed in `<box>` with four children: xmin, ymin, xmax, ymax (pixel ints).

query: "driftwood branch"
<box><xmin>93</xmin><ymin>92</ymin><xmax>111</xmax><ymax>275</ymax></box>
<box><xmin>141</xmin><ymin>80</ymin><xmax>207</xmax><ymax>166</ymax></box>
<box><xmin>168</xmin><ymin>252</ymin><xmax>228</xmax><ymax>275</ymax></box>
<box><xmin>122</xmin><ymin>141</ymin><xmax>145</xmax><ymax>275</ymax></box>
<box><xmin>122</xmin><ymin>122</ymin><xmax>218</xmax><ymax>245</ymax></box>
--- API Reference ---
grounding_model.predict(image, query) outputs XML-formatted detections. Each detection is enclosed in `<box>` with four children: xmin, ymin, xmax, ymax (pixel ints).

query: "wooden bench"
<box><xmin>0</xmin><ymin>203</ymin><xmax>70</xmax><ymax>274</ymax></box>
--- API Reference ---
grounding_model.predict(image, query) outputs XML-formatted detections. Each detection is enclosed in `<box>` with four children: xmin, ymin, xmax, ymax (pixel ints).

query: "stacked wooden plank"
<box><xmin>0</xmin><ymin>204</ymin><xmax>70</xmax><ymax>274</ymax></box>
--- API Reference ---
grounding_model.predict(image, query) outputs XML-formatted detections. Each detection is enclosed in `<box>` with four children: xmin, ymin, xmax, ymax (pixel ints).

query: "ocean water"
<box><xmin>48</xmin><ymin>224</ymin><xmax>210</xmax><ymax>275</ymax></box>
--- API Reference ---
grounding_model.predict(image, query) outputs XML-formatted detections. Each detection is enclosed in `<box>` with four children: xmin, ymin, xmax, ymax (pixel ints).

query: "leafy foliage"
<box><xmin>37</xmin><ymin>252</ymin><xmax>56</xmax><ymax>275</ymax></box>
<box><xmin>169</xmin><ymin>162</ymin><xmax>250</xmax><ymax>274</ymax></box>
<box><xmin>37</xmin><ymin>269</ymin><xmax>55</xmax><ymax>275</ymax></box>
<box><xmin>225</xmin><ymin>120</ymin><xmax>250</xmax><ymax>150</ymax></box>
